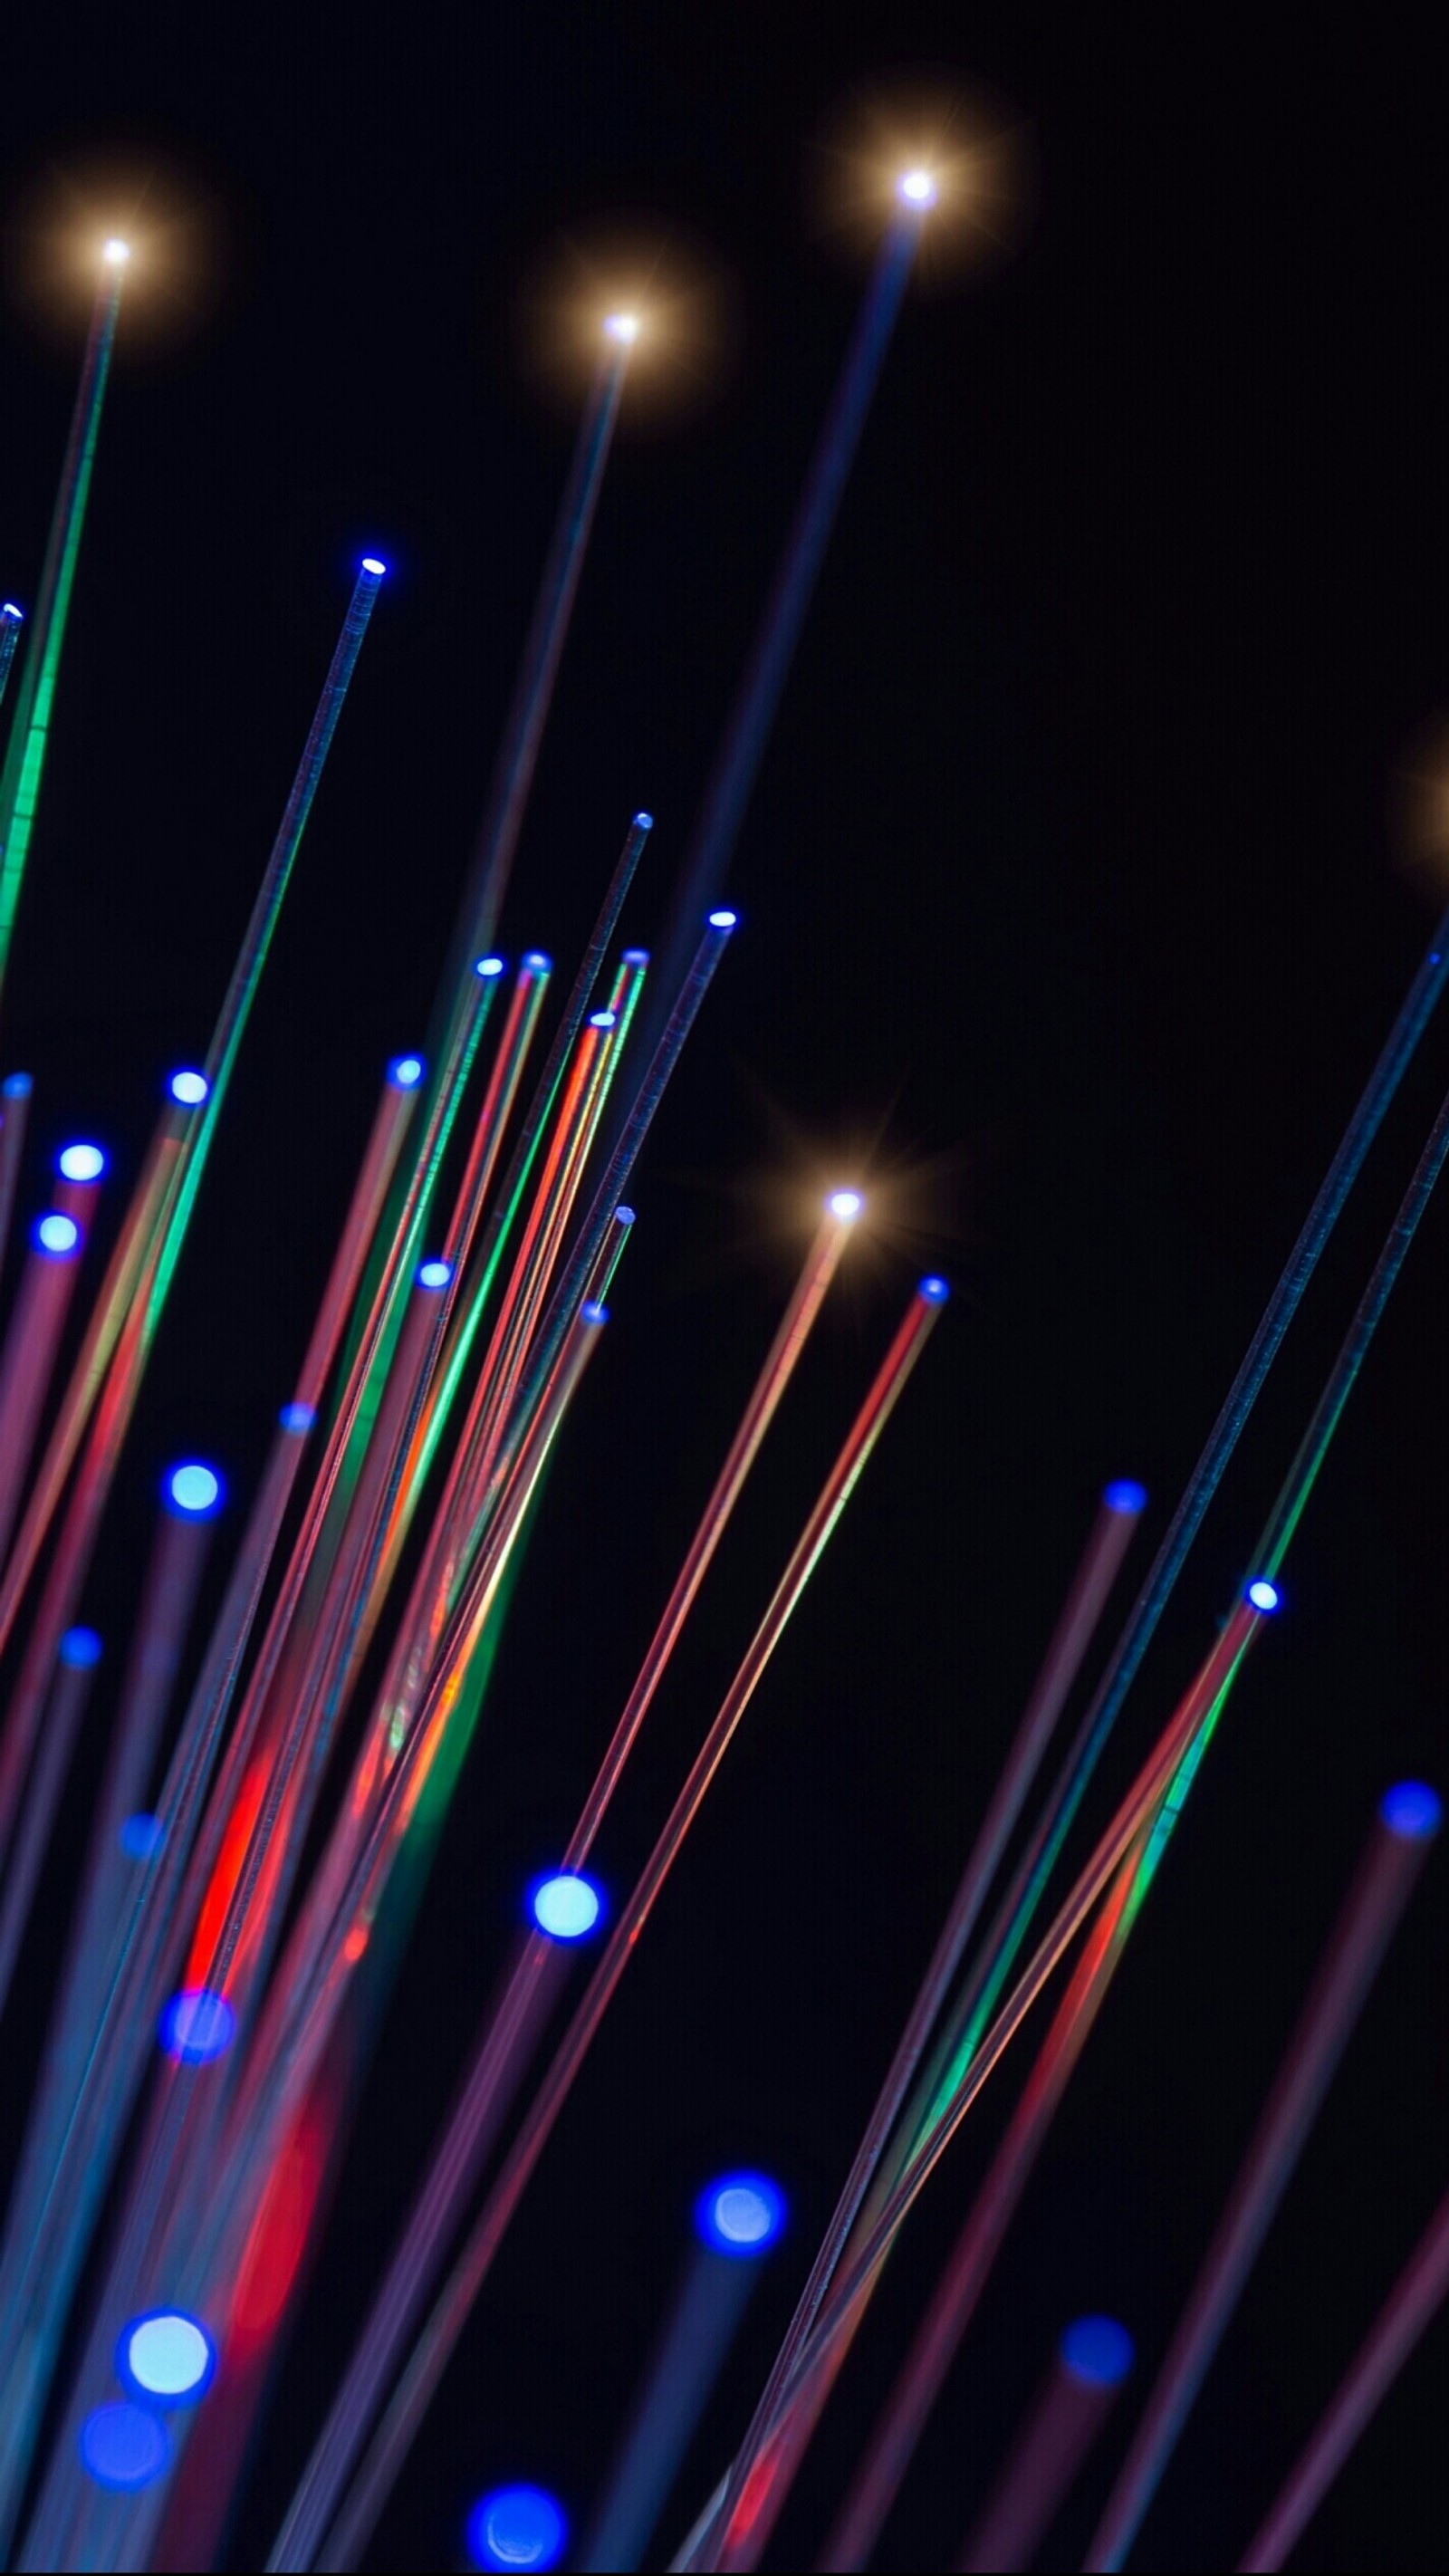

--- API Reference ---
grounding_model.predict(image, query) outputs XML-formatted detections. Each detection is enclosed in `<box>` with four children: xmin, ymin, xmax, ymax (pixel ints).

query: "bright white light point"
<box><xmin>605</xmin><ymin>312</ymin><xmax>640</xmax><ymax>343</ymax></box>
<box><xmin>828</xmin><ymin>1190</ymin><xmax>864</xmax><ymax>1223</ymax></box>
<box><xmin>533</xmin><ymin>1874</ymin><xmax>600</xmax><ymax>1940</ymax></box>
<box><xmin>169</xmin><ymin>1070</ymin><xmax>209</xmax><ymax>1107</ymax></box>
<box><xmin>361</xmin><ymin>556</ymin><xmax>386</xmax><ymax>575</ymax></box>
<box><xmin>59</xmin><ymin>1143</ymin><xmax>105</xmax><ymax>1181</ymax></box>
<box><xmin>103</xmin><ymin>239</ymin><xmax>131</xmax><ymax>265</ymax></box>
<box><xmin>125</xmin><ymin>2314</ymin><xmax>211</xmax><ymax>2399</ymax></box>
<box><xmin>714</xmin><ymin>2186</ymin><xmax>773</xmax><ymax>2244</ymax></box>
<box><xmin>898</xmin><ymin>169</ymin><xmax>937</xmax><ymax>207</ymax></box>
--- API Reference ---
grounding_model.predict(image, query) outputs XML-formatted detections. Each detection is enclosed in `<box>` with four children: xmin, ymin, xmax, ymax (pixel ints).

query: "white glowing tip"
<box><xmin>103</xmin><ymin>239</ymin><xmax>131</xmax><ymax>265</ymax></box>
<box><xmin>361</xmin><ymin>556</ymin><xmax>386</xmax><ymax>576</ymax></box>
<box><xmin>605</xmin><ymin>312</ymin><xmax>640</xmax><ymax>344</ymax></box>
<box><xmin>124</xmin><ymin>2313</ymin><xmax>212</xmax><ymax>2400</ymax></box>
<box><xmin>828</xmin><ymin>1190</ymin><xmax>864</xmax><ymax>1223</ymax></box>
<box><xmin>898</xmin><ymin>170</ymin><xmax>937</xmax><ymax>207</ymax></box>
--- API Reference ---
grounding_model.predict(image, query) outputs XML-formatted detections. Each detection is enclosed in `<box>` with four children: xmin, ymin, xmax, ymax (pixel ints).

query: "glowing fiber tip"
<box><xmin>120</xmin><ymin>1813</ymin><xmax>165</xmax><ymax>1860</ymax></box>
<box><xmin>60</xmin><ymin>1628</ymin><xmax>102</xmax><ymax>1669</ymax></box>
<box><xmin>80</xmin><ymin>2404</ymin><xmax>168</xmax><ymax>2493</ymax></box>
<box><xmin>159</xmin><ymin>1989</ymin><xmax>235</xmax><ymax>2064</ymax></box>
<box><xmin>523</xmin><ymin>951</ymin><xmax>552</xmax><ymax>973</ymax></box>
<box><xmin>58</xmin><ymin>1141</ymin><xmax>107</xmax><ymax>1181</ymax></box>
<box><xmin>581</xmin><ymin>1301</ymin><xmax>609</xmax><ymax>1326</ymax></box>
<box><xmin>102</xmin><ymin>239</ymin><xmax>132</xmax><ymax>265</ymax></box>
<box><xmin>918</xmin><ymin>1274</ymin><xmax>951</xmax><ymax>1303</ymax></box>
<box><xmin>633</xmin><ymin>811</ymin><xmax>654</xmax><ymax>829</ymax></box>
<box><xmin>696</xmin><ymin>2173</ymin><xmax>786</xmax><ymax>2256</ymax></box>
<box><xmin>388</xmin><ymin>1053</ymin><xmax>425</xmax><ymax>1089</ymax></box>
<box><xmin>34</xmin><ymin>1213</ymin><xmax>80</xmax><ymax>1255</ymax></box>
<box><xmin>475</xmin><ymin>955</ymin><xmax>506</xmax><ymax>978</ymax></box>
<box><xmin>605</xmin><ymin>312</ymin><xmax>640</xmax><ymax>343</ymax></box>
<box><xmin>589</xmin><ymin>1009</ymin><xmax>617</xmax><ymax>1028</ymax></box>
<box><xmin>531</xmin><ymin>1873</ymin><xmax>602</xmax><ymax>1941</ymax></box>
<box><xmin>467</xmin><ymin>2485</ymin><xmax>566</xmax><ymax>2571</ymax></box>
<box><xmin>166</xmin><ymin>1462</ymin><xmax>224</xmax><ymax>1518</ymax></box>
<box><xmin>280</xmin><ymin>1400</ymin><xmax>316</xmax><ymax>1434</ymax></box>
<box><xmin>1104</xmin><ymin>1479</ymin><xmax>1148</xmax><ymax>1515</ymax></box>
<box><xmin>1380</xmin><ymin>1780</ymin><xmax>1442</xmax><ymax>1841</ymax></box>
<box><xmin>417</xmin><ymin>1257</ymin><xmax>453</xmax><ymax>1290</ymax></box>
<box><xmin>169</xmin><ymin>1069</ymin><xmax>209</xmax><ymax>1106</ymax></box>
<box><xmin>614</xmin><ymin>1205</ymin><xmax>635</xmax><ymax>1226</ymax></box>
<box><xmin>621</xmin><ymin>947</ymin><xmax>650</xmax><ymax>966</ymax></box>
<box><xmin>3</xmin><ymin>1072</ymin><xmax>34</xmax><ymax>1098</ymax></box>
<box><xmin>708</xmin><ymin>908</ymin><xmax>738</xmax><ymax>928</ymax></box>
<box><xmin>1246</xmin><ymin>1579</ymin><xmax>1281</xmax><ymax>1613</ymax></box>
<box><xmin>1060</xmin><ymin>2315</ymin><xmax>1135</xmax><ymax>2388</ymax></box>
<box><xmin>828</xmin><ymin>1189</ymin><xmax>864</xmax><ymax>1223</ymax></box>
<box><xmin>118</xmin><ymin>2311</ymin><xmax>216</xmax><ymax>2405</ymax></box>
<box><xmin>360</xmin><ymin>555</ymin><xmax>387</xmax><ymax>576</ymax></box>
<box><xmin>2</xmin><ymin>603</ymin><xmax>23</xmax><ymax>622</ymax></box>
<box><xmin>897</xmin><ymin>169</ymin><xmax>938</xmax><ymax>207</ymax></box>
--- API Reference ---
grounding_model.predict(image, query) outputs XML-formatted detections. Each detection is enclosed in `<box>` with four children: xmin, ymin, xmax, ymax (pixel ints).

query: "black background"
<box><xmin>1</xmin><ymin>8</ymin><xmax>1445</xmax><ymax>2571</ymax></box>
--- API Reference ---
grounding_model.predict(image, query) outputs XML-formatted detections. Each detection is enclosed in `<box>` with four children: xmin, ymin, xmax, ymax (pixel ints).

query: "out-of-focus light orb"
<box><xmin>167</xmin><ymin>1462</ymin><xmax>223</xmax><ymax>1517</ymax></box>
<box><xmin>531</xmin><ymin>1873</ymin><xmax>601</xmax><ymax>1941</ymax></box>
<box><xmin>696</xmin><ymin>2172</ymin><xmax>786</xmax><ymax>2256</ymax></box>
<box><xmin>60</xmin><ymin>1627</ymin><xmax>103</xmax><ymax>1669</ymax></box>
<box><xmin>417</xmin><ymin>1258</ymin><xmax>453</xmax><ymax>1290</ymax></box>
<box><xmin>58</xmin><ymin>1141</ymin><xmax>106</xmax><ymax>1181</ymax></box>
<box><xmin>1103</xmin><ymin>1479</ymin><xmax>1148</xmax><ymax>1516</ymax></box>
<box><xmin>3</xmin><ymin>1071</ymin><xmax>32</xmax><ymax>1098</ymax></box>
<box><xmin>589</xmin><ymin>1009</ymin><xmax>617</xmax><ymax>1030</ymax></box>
<box><xmin>918</xmin><ymin>1274</ymin><xmax>951</xmax><ymax>1303</ymax></box>
<box><xmin>280</xmin><ymin>1400</ymin><xmax>316</xmax><ymax>1435</ymax></box>
<box><xmin>1380</xmin><ymin>1781</ymin><xmax>1442</xmax><ymax>1841</ymax></box>
<box><xmin>35</xmin><ymin>1212</ymin><xmax>80</xmax><ymax>1254</ymax></box>
<box><xmin>466</xmin><ymin>2484</ymin><xmax>567</xmax><ymax>2571</ymax></box>
<box><xmin>102</xmin><ymin>238</ymin><xmax>131</xmax><ymax>265</ymax></box>
<box><xmin>581</xmin><ymin>1301</ymin><xmax>609</xmax><ymax>1326</ymax></box>
<box><xmin>169</xmin><ymin>1068</ymin><xmax>209</xmax><ymax>1106</ymax></box>
<box><xmin>1246</xmin><ymin>1579</ymin><xmax>1281</xmax><ymax>1613</ymax></box>
<box><xmin>828</xmin><ymin>1188</ymin><xmax>864</xmax><ymax>1223</ymax></box>
<box><xmin>120</xmin><ymin>1812</ymin><xmax>165</xmax><ymax>1860</ymax></box>
<box><xmin>119</xmin><ymin>2309</ymin><xmax>215</xmax><ymax>2404</ymax></box>
<box><xmin>898</xmin><ymin>168</ymin><xmax>938</xmax><ymax>207</ymax></box>
<box><xmin>159</xmin><ymin>1987</ymin><xmax>235</xmax><ymax>2064</ymax></box>
<box><xmin>475</xmin><ymin>955</ymin><xmax>506</xmax><ymax>979</ymax></box>
<box><xmin>523</xmin><ymin>951</ymin><xmax>552</xmax><ymax>974</ymax></box>
<box><xmin>1060</xmin><ymin>2315</ymin><xmax>1135</xmax><ymax>2388</ymax></box>
<box><xmin>389</xmin><ymin>1053</ymin><xmax>425</xmax><ymax>1089</ymax></box>
<box><xmin>80</xmin><ymin>2403</ymin><xmax>168</xmax><ymax>2492</ymax></box>
<box><xmin>360</xmin><ymin>555</ymin><xmax>387</xmax><ymax>576</ymax></box>
<box><xmin>708</xmin><ymin>908</ymin><xmax>737</xmax><ymax>929</ymax></box>
<box><xmin>604</xmin><ymin>311</ymin><xmax>640</xmax><ymax>343</ymax></box>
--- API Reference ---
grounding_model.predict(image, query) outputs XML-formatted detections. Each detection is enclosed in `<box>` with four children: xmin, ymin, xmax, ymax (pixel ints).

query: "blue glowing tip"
<box><xmin>34</xmin><ymin>1212</ymin><xmax>80</xmax><ymax>1256</ymax></box>
<box><xmin>167</xmin><ymin>1462</ymin><xmax>224</xmax><ymax>1518</ymax></box>
<box><xmin>169</xmin><ymin>1069</ymin><xmax>209</xmax><ymax>1107</ymax></box>
<box><xmin>120</xmin><ymin>1812</ymin><xmax>165</xmax><ymax>1860</ymax></box>
<box><xmin>696</xmin><ymin>2172</ymin><xmax>786</xmax><ymax>2257</ymax></box>
<box><xmin>1</xmin><ymin>602</ymin><xmax>23</xmax><ymax>621</ymax></box>
<box><xmin>388</xmin><ymin>1053</ymin><xmax>425</xmax><ymax>1089</ymax></box>
<box><xmin>475</xmin><ymin>956</ymin><xmax>505</xmax><ymax>978</ymax></box>
<box><xmin>614</xmin><ymin>1206</ymin><xmax>635</xmax><ymax>1226</ymax></box>
<box><xmin>708</xmin><ymin>908</ymin><xmax>737</xmax><ymax>929</ymax></box>
<box><xmin>60</xmin><ymin>1627</ymin><xmax>103</xmax><ymax>1669</ymax></box>
<box><xmin>531</xmin><ymin>1873</ymin><xmax>602</xmax><ymax>1941</ymax></box>
<box><xmin>79</xmin><ymin>2403</ymin><xmax>170</xmax><ymax>2493</ymax></box>
<box><xmin>1104</xmin><ymin>1479</ymin><xmax>1147</xmax><ymax>1515</ymax></box>
<box><xmin>1380</xmin><ymin>1780</ymin><xmax>1442</xmax><ymax>1841</ymax></box>
<box><xmin>1060</xmin><ymin>2315</ymin><xmax>1135</xmax><ymax>2388</ymax></box>
<box><xmin>581</xmin><ymin>1301</ymin><xmax>609</xmax><ymax>1327</ymax></box>
<box><xmin>633</xmin><ymin>810</ymin><xmax>654</xmax><ymax>830</ymax></box>
<box><xmin>280</xmin><ymin>1400</ymin><xmax>316</xmax><ymax>1435</ymax></box>
<box><xmin>620</xmin><ymin>947</ymin><xmax>650</xmax><ymax>966</ymax></box>
<box><xmin>58</xmin><ymin>1141</ymin><xmax>106</xmax><ymax>1182</ymax></box>
<box><xmin>3</xmin><ymin>1071</ymin><xmax>33</xmax><ymax>1098</ymax></box>
<box><xmin>360</xmin><ymin>555</ymin><xmax>387</xmax><ymax>577</ymax></box>
<box><xmin>1246</xmin><ymin>1579</ymin><xmax>1281</xmax><ymax>1613</ymax></box>
<box><xmin>918</xmin><ymin>1275</ymin><xmax>950</xmax><ymax>1303</ymax></box>
<box><xmin>523</xmin><ymin>950</ymin><xmax>552</xmax><ymax>973</ymax></box>
<box><xmin>159</xmin><ymin>1988</ymin><xmax>235</xmax><ymax>2064</ymax></box>
<box><xmin>417</xmin><ymin>1258</ymin><xmax>453</xmax><ymax>1290</ymax></box>
<box><xmin>118</xmin><ymin>2309</ymin><xmax>216</xmax><ymax>2405</ymax></box>
<box><xmin>466</xmin><ymin>2485</ymin><xmax>567</xmax><ymax>2572</ymax></box>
